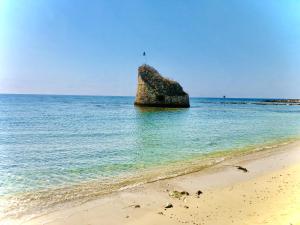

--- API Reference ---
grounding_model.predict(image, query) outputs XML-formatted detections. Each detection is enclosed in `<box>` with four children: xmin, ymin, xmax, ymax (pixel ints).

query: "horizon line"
<box><xmin>0</xmin><ymin>92</ymin><xmax>296</xmax><ymax>100</ymax></box>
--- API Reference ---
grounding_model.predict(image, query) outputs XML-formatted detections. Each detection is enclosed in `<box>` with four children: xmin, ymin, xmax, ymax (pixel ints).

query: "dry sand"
<box><xmin>4</xmin><ymin>141</ymin><xmax>300</xmax><ymax>225</ymax></box>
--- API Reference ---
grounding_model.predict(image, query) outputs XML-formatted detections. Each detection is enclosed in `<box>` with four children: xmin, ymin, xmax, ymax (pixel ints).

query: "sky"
<box><xmin>0</xmin><ymin>0</ymin><xmax>300</xmax><ymax>98</ymax></box>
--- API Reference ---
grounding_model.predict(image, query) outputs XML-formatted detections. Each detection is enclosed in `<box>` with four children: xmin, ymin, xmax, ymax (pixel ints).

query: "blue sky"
<box><xmin>0</xmin><ymin>0</ymin><xmax>300</xmax><ymax>98</ymax></box>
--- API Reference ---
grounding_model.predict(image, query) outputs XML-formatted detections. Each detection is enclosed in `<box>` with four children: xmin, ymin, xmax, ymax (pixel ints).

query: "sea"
<box><xmin>1</xmin><ymin>94</ymin><xmax>300</xmax><ymax>220</ymax></box>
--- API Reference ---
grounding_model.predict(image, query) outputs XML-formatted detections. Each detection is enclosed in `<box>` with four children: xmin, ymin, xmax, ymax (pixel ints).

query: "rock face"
<box><xmin>134</xmin><ymin>65</ymin><xmax>190</xmax><ymax>108</ymax></box>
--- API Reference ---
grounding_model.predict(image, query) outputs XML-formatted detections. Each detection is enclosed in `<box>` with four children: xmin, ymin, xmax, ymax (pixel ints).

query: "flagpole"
<box><xmin>143</xmin><ymin>51</ymin><xmax>147</xmax><ymax>64</ymax></box>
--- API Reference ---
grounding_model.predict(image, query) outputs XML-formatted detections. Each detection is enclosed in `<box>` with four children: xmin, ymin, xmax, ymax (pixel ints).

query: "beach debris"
<box><xmin>124</xmin><ymin>204</ymin><xmax>141</xmax><ymax>209</ymax></box>
<box><xmin>184</xmin><ymin>205</ymin><xmax>189</xmax><ymax>209</ymax></box>
<box><xmin>165</xmin><ymin>203</ymin><xmax>173</xmax><ymax>208</ymax></box>
<box><xmin>126</xmin><ymin>215</ymin><xmax>130</xmax><ymax>218</ymax></box>
<box><xmin>181</xmin><ymin>191</ymin><xmax>190</xmax><ymax>196</ymax></box>
<box><xmin>169</xmin><ymin>190</ymin><xmax>189</xmax><ymax>199</ymax></box>
<box><xmin>224</xmin><ymin>164</ymin><xmax>249</xmax><ymax>173</ymax></box>
<box><xmin>196</xmin><ymin>190</ymin><xmax>203</xmax><ymax>197</ymax></box>
<box><xmin>183</xmin><ymin>197</ymin><xmax>188</xmax><ymax>203</ymax></box>
<box><xmin>236</xmin><ymin>166</ymin><xmax>248</xmax><ymax>173</ymax></box>
<box><xmin>158</xmin><ymin>211</ymin><xmax>164</xmax><ymax>215</ymax></box>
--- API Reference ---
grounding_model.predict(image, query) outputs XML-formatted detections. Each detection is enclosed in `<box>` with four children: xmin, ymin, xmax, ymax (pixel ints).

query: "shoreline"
<box><xmin>0</xmin><ymin>137</ymin><xmax>298</xmax><ymax>221</ymax></box>
<box><xmin>2</xmin><ymin>139</ymin><xmax>300</xmax><ymax>225</ymax></box>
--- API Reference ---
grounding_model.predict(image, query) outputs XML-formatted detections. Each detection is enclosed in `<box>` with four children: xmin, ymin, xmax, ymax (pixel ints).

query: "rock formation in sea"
<box><xmin>134</xmin><ymin>64</ymin><xmax>190</xmax><ymax>108</ymax></box>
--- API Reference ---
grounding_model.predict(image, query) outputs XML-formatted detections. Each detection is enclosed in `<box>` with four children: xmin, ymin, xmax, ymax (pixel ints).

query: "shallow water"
<box><xmin>0</xmin><ymin>94</ymin><xmax>300</xmax><ymax>218</ymax></box>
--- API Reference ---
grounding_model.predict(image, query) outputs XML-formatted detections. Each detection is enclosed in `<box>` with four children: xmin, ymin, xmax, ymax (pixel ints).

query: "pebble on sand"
<box><xmin>196</xmin><ymin>190</ymin><xmax>203</xmax><ymax>197</ymax></box>
<box><xmin>165</xmin><ymin>203</ymin><xmax>173</xmax><ymax>208</ymax></box>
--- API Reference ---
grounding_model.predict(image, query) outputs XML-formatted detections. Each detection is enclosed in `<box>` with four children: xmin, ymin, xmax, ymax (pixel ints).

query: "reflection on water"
<box><xmin>134</xmin><ymin>106</ymin><xmax>190</xmax><ymax>169</ymax></box>
<box><xmin>134</xmin><ymin>105</ymin><xmax>189</xmax><ymax>113</ymax></box>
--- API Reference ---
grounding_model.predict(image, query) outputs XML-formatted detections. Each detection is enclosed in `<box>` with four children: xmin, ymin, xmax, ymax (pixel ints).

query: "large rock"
<box><xmin>134</xmin><ymin>65</ymin><xmax>190</xmax><ymax>108</ymax></box>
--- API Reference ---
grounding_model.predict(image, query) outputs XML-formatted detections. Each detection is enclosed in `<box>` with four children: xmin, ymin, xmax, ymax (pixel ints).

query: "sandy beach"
<box><xmin>3</xmin><ymin>140</ymin><xmax>298</xmax><ymax>225</ymax></box>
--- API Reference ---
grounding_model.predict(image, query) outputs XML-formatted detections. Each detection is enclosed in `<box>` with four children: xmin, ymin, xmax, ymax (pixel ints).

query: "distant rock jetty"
<box><xmin>263</xmin><ymin>99</ymin><xmax>300</xmax><ymax>105</ymax></box>
<box><xmin>201</xmin><ymin>99</ymin><xmax>300</xmax><ymax>106</ymax></box>
<box><xmin>134</xmin><ymin>65</ymin><xmax>190</xmax><ymax>108</ymax></box>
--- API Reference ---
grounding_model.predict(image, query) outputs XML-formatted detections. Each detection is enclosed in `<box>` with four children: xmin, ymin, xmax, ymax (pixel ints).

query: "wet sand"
<box><xmin>4</xmin><ymin>140</ymin><xmax>300</xmax><ymax>225</ymax></box>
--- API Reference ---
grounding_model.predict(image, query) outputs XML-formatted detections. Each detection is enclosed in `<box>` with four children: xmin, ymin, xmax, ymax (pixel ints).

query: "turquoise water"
<box><xmin>1</xmin><ymin>94</ymin><xmax>300</xmax><ymax>218</ymax></box>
